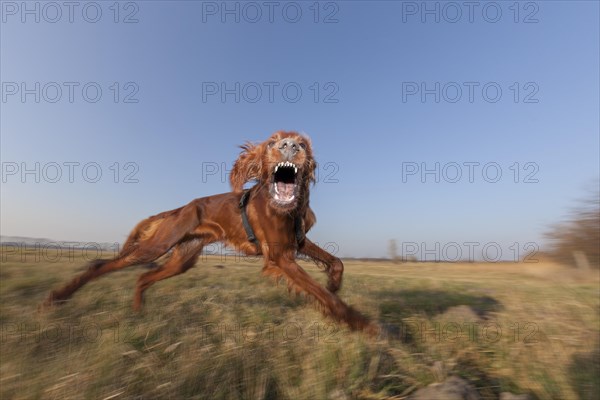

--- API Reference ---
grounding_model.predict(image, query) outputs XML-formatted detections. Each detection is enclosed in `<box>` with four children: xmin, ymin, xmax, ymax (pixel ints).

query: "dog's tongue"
<box><xmin>276</xmin><ymin>182</ymin><xmax>295</xmax><ymax>199</ymax></box>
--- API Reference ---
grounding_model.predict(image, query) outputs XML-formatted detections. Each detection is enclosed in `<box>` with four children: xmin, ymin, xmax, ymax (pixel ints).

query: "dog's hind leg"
<box><xmin>133</xmin><ymin>239</ymin><xmax>204</xmax><ymax>311</ymax></box>
<box><xmin>42</xmin><ymin>203</ymin><xmax>200</xmax><ymax>308</ymax></box>
<box><xmin>42</xmin><ymin>243</ymin><xmax>173</xmax><ymax>307</ymax></box>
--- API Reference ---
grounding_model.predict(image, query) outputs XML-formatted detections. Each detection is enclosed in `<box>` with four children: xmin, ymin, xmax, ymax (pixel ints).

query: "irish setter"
<box><xmin>43</xmin><ymin>131</ymin><xmax>377</xmax><ymax>334</ymax></box>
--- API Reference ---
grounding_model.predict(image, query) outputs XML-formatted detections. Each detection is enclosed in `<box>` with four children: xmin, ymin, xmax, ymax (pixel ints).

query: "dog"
<box><xmin>43</xmin><ymin>131</ymin><xmax>376</xmax><ymax>334</ymax></box>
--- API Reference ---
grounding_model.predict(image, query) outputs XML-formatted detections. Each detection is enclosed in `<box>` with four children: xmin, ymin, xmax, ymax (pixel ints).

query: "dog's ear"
<box><xmin>230</xmin><ymin>141</ymin><xmax>264</xmax><ymax>192</ymax></box>
<box><xmin>305</xmin><ymin>157</ymin><xmax>316</xmax><ymax>185</ymax></box>
<box><xmin>302</xmin><ymin>135</ymin><xmax>317</xmax><ymax>185</ymax></box>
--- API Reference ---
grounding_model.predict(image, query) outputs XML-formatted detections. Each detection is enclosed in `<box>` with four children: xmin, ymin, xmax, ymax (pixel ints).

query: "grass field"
<box><xmin>0</xmin><ymin>249</ymin><xmax>598</xmax><ymax>399</ymax></box>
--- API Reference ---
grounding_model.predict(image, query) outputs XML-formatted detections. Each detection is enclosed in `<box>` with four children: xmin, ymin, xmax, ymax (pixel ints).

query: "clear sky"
<box><xmin>1</xmin><ymin>1</ymin><xmax>598</xmax><ymax>260</ymax></box>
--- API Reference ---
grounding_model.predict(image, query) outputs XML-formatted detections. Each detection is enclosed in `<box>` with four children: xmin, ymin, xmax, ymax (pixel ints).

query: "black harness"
<box><xmin>239</xmin><ymin>189</ymin><xmax>305</xmax><ymax>249</ymax></box>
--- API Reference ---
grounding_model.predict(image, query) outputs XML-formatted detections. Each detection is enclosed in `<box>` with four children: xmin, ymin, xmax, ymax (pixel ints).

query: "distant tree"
<box><xmin>403</xmin><ymin>255</ymin><xmax>418</xmax><ymax>263</ymax></box>
<box><xmin>388</xmin><ymin>239</ymin><xmax>399</xmax><ymax>263</ymax></box>
<box><xmin>545</xmin><ymin>187</ymin><xmax>600</xmax><ymax>268</ymax></box>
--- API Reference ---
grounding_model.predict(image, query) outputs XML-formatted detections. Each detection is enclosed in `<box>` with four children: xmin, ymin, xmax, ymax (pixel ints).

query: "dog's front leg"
<box><xmin>298</xmin><ymin>238</ymin><xmax>344</xmax><ymax>293</ymax></box>
<box><xmin>265</xmin><ymin>253</ymin><xmax>376</xmax><ymax>334</ymax></box>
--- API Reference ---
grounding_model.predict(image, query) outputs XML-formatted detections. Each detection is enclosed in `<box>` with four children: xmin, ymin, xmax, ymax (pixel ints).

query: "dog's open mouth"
<box><xmin>271</xmin><ymin>161</ymin><xmax>298</xmax><ymax>204</ymax></box>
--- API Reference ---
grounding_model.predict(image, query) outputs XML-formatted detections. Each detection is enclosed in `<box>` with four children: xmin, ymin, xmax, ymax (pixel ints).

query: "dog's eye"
<box><xmin>299</xmin><ymin>143</ymin><xmax>306</xmax><ymax>150</ymax></box>
<box><xmin>268</xmin><ymin>141</ymin><xmax>275</xmax><ymax>148</ymax></box>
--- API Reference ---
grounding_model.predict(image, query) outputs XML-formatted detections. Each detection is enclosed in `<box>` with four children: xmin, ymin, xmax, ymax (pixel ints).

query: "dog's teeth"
<box><xmin>294</xmin><ymin>167</ymin><xmax>297</xmax><ymax>174</ymax></box>
<box><xmin>277</xmin><ymin>161</ymin><xmax>299</xmax><ymax>170</ymax></box>
<box><xmin>274</xmin><ymin>182</ymin><xmax>279</xmax><ymax>194</ymax></box>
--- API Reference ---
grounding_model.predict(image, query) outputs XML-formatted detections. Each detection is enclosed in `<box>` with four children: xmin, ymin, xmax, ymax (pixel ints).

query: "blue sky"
<box><xmin>1</xmin><ymin>1</ymin><xmax>598</xmax><ymax>259</ymax></box>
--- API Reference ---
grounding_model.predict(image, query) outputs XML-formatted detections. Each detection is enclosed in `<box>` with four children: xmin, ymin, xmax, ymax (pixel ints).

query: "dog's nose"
<box><xmin>278</xmin><ymin>139</ymin><xmax>299</xmax><ymax>158</ymax></box>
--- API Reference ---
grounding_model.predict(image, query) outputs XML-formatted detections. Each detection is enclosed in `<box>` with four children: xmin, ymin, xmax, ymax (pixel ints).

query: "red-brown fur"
<box><xmin>42</xmin><ymin>131</ymin><xmax>377</xmax><ymax>334</ymax></box>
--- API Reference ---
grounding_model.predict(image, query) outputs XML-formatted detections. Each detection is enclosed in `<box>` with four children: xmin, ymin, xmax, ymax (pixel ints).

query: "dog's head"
<box><xmin>231</xmin><ymin>131</ymin><xmax>316</xmax><ymax>212</ymax></box>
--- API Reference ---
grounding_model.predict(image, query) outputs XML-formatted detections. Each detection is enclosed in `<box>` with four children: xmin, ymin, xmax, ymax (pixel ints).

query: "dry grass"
<box><xmin>0</xmin><ymin>249</ymin><xmax>598</xmax><ymax>399</ymax></box>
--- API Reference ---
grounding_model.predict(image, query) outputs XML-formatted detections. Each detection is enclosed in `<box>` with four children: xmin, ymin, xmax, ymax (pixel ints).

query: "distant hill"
<box><xmin>0</xmin><ymin>236</ymin><xmax>120</xmax><ymax>251</ymax></box>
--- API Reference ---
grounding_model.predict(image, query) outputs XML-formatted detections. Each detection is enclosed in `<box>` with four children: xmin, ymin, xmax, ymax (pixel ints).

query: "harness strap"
<box><xmin>239</xmin><ymin>190</ymin><xmax>259</xmax><ymax>247</ymax></box>
<box><xmin>239</xmin><ymin>189</ymin><xmax>305</xmax><ymax>248</ymax></box>
<box><xmin>295</xmin><ymin>214</ymin><xmax>305</xmax><ymax>245</ymax></box>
